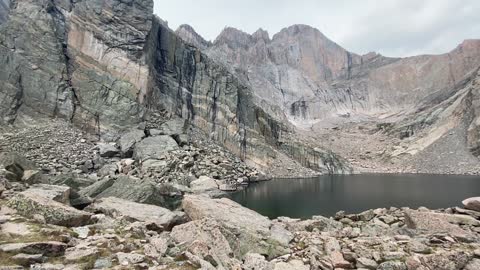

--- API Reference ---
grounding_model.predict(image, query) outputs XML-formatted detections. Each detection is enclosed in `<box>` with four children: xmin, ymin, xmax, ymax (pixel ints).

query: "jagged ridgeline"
<box><xmin>0</xmin><ymin>0</ymin><xmax>350</xmax><ymax>174</ymax></box>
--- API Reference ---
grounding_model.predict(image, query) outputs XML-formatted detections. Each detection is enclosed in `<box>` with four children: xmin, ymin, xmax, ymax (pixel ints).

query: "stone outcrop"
<box><xmin>95</xmin><ymin>176</ymin><xmax>176</xmax><ymax>208</ymax></box>
<box><xmin>181</xmin><ymin>195</ymin><xmax>290</xmax><ymax>259</ymax></box>
<box><xmin>463</xmin><ymin>197</ymin><xmax>480</xmax><ymax>212</ymax></box>
<box><xmin>7</xmin><ymin>191</ymin><xmax>92</xmax><ymax>226</ymax></box>
<box><xmin>85</xmin><ymin>197</ymin><xmax>185</xmax><ymax>230</ymax></box>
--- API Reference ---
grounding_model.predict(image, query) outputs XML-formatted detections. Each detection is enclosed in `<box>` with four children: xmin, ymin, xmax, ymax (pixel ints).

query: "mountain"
<box><xmin>0</xmin><ymin>0</ymin><xmax>350</xmax><ymax>175</ymax></box>
<box><xmin>1</xmin><ymin>0</ymin><xmax>480</xmax><ymax>175</ymax></box>
<box><xmin>176</xmin><ymin>24</ymin><xmax>480</xmax><ymax>174</ymax></box>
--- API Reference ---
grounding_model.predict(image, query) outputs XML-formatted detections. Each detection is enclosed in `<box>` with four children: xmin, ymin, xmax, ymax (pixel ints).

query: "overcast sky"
<box><xmin>154</xmin><ymin>0</ymin><xmax>480</xmax><ymax>57</ymax></box>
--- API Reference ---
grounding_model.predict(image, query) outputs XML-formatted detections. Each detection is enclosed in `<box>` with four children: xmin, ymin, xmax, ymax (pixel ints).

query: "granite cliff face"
<box><xmin>177</xmin><ymin>24</ymin><xmax>480</xmax><ymax>174</ymax></box>
<box><xmin>0</xmin><ymin>0</ymin><xmax>350</xmax><ymax>175</ymax></box>
<box><xmin>195</xmin><ymin>25</ymin><xmax>480</xmax><ymax>124</ymax></box>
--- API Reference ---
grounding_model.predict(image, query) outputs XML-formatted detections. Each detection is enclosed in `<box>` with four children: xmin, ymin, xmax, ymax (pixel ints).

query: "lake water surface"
<box><xmin>228</xmin><ymin>174</ymin><xmax>480</xmax><ymax>219</ymax></box>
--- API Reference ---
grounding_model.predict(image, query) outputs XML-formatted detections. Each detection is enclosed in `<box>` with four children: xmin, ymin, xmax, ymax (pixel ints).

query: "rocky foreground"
<box><xmin>1</xmin><ymin>131</ymin><xmax>480</xmax><ymax>270</ymax></box>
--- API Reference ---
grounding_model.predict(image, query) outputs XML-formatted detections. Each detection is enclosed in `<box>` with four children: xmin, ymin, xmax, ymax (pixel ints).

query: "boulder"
<box><xmin>116</xmin><ymin>252</ymin><xmax>145</xmax><ymax>265</ymax></box>
<box><xmin>172</xmin><ymin>133</ymin><xmax>190</xmax><ymax>146</ymax></box>
<box><xmin>64</xmin><ymin>247</ymin><xmax>99</xmax><ymax>264</ymax></box>
<box><xmin>243</xmin><ymin>253</ymin><xmax>273</xmax><ymax>270</ymax></box>
<box><xmin>182</xmin><ymin>195</ymin><xmax>271</xmax><ymax>235</ymax></box>
<box><xmin>96</xmin><ymin>176</ymin><xmax>175</xmax><ymax>207</ymax></box>
<box><xmin>78</xmin><ymin>177</ymin><xmax>115</xmax><ymax>198</ymax></box>
<box><xmin>7</xmin><ymin>192</ymin><xmax>92</xmax><ymax>227</ymax></box>
<box><xmin>465</xmin><ymin>259</ymin><xmax>480</xmax><ymax>270</ymax></box>
<box><xmin>152</xmin><ymin>118</ymin><xmax>188</xmax><ymax>136</ymax></box>
<box><xmin>0</xmin><ymin>241</ymin><xmax>67</xmax><ymax>256</ymax></box>
<box><xmin>463</xmin><ymin>197</ymin><xmax>480</xmax><ymax>212</ymax></box>
<box><xmin>97</xmin><ymin>143</ymin><xmax>120</xmax><ymax>158</ymax></box>
<box><xmin>0</xmin><ymin>152</ymin><xmax>36</xmax><ymax>182</ymax></box>
<box><xmin>171</xmin><ymin>218</ymin><xmax>241</xmax><ymax>268</ymax></box>
<box><xmin>23</xmin><ymin>184</ymin><xmax>71</xmax><ymax>205</ymax></box>
<box><xmin>404</xmin><ymin>210</ymin><xmax>477</xmax><ymax>241</ymax></box>
<box><xmin>118</xmin><ymin>130</ymin><xmax>146</xmax><ymax>156</ymax></box>
<box><xmin>283</xmin><ymin>215</ymin><xmax>342</xmax><ymax>232</ymax></box>
<box><xmin>50</xmin><ymin>174</ymin><xmax>96</xmax><ymax>190</ymax></box>
<box><xmin>11</xmin><ymin>253</ymin><xmax>44</xmax><ymax>266</ymax></box>
<box><xmin>418</xmin><ymin>251</ymin><xmax>471</xmax><ymax>270</ymax></box>
<box><xmin>273</xmin><ymin>260</ymin><xmax>309</xmax><ymax>270</ymax></box>
<box><xmin>85</xmin><ymin>197</ymin><xmax>185</xmax><ymax>230</ymax></box>
<box><xmin>356</xmin><ymin>257</ymin><xmax>378</xmax><ymax>269</ymax></box>
<box><xmin>97</xmin><ymin>164</ymin><xmax>118</xmax><ymax>177</ymax></box>
<box><xmin>190</xmin><ymin>176</ymin><xmax>218</xmax><ymax>193</ymax></box>
<box><xmin>377</xmin><ymin>261</ymin><xmax>407</xmax><ymax>270</ymax></box>
<box><xmin>181</xmin><ymin>195</ymin><xmax>288</xmax><ymax>259</ymax></box>
<box><xmin>21</xmin><ymin>170</ymin><xmax>47</xmax><ymax>185</ymax></box>
<box><xmin>133</xmin><ymin>136</ymin><xmax>179</xmax><ymax>162</ymax></box>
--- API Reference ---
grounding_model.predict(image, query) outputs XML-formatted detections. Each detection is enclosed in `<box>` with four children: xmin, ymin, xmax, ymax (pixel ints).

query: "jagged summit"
<box><xmin>252</xmin><ymin>28</ymin><xmax>270</xmax><ymax>42</ymax></box>
<box><xmin>174</xmin><ymin>24</ymin><xmax>211</xmax><ymax>49</ymax></box>
<box><xmin>213</xmin><ymin>26</ymin><xmax>253</xmax><ymax>48</ymax></box>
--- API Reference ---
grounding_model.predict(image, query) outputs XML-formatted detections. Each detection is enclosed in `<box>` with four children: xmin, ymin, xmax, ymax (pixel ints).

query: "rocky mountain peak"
<box><xmin>456</xmin><ymin>39</ymin><xmax>480</xmax><ymax>52</ymax></box>
<box><xmin>213</xmin><ymin>26</ymin><xmax>253</xmax><ymax>48</ymax></box>
<box><xmin>252</xmin><ymin>28</ymin><xmax>270</xmax><ymax>42</ymax></box>
<box><xmin>175</xmin><ymin>24</ymin><xmax>211</xmax><ymax>50</ymax></box>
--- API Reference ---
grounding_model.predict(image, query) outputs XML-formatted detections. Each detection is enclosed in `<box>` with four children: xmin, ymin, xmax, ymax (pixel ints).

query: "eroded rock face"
<box><xmin>0</xmin><ymin>0</ymin><xmax>74</xmax><ymax>125</ymax></box>
<box><xmin>67</xmin><ymin>0</ymin><xmax>153</xmax><ymax>136</ymax></box>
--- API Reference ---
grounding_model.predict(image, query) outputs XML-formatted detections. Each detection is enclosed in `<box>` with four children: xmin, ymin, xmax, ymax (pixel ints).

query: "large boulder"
<box><xmin>404</xmin><ymin>210</ymin><xmax>477</xmax><ymax>241</ymax></box>
<box><xmin>463</xmin><ymin>197</ymin><xmax>480</xmax><ymax>212</ymax></box>
<box><xmin>133</xmin><ymin>136</ymin><xmax>179</xmax><ymax>162</ymax></box>
<box><xmin>182</xmin><ymin>195</ymin><xmax>272</xmax><ymax>235</ymax></box>
<box><xmin>50</xmin><ymin>174</ymin><xmax>95</xmax><ymax>190</ymax></box>
<box><xmin>78</xmin><ymin>177</ymin><xmax>115</xmax><ymax>198</ymax></box>
<box><xmin>189</xmin><ymin>176</ymin><xmax>218</xmax><ymax>193</ymax></box>
<box><xmin>170</xmin><ymin>218</ymin><xmax>242</xmax><ymax>268</ymax></box>
<box><xmin>22</xmin><ymin>184</ymin><xmax>71</xmax><ymax>205</ymax></box>
<box><xmin>0</xmin><ymin>152</ymin><xmax>40</xmax><ymax>183</ymax></box>
<box><xmin>95</xmin><ymin>176</ymin><xmax>177</xmax><ymax>208</ymax></box>
<box><xmin>85</xmin><ymin>197</ymin><xmax>185</xmax><ymax>230</ymax></box>
<box><xmin>48</xmin><ymin>174</ymin><xmax>96</xmax><ymax>208</ymax></box>
<box><xmin>0</xmin><ymin>241</ymin><xmax>67</xmax><ymax>256</ymax></box>
<box><xmin>181</xmin><ymin>195</ymin><xmax>288</xmax><ymax>258</ymax></box>
<box><xmin>118</xmin><ymin>129</ymin><xmax>146</xmax><ymax>156</ymax></box>
<box><xmin>97</xmin><ymin>143</ymin><xmax>120</xmax><ymax>158</ymax></box>
<box><xmin>7</xmin><ymin>191</ymin><xmax>92</xmax><ymax>227</ymax></box>
<box><xmin>150</xmin><ymin>118</ymin><xmax>187</xmax><ymax>136</ymax></box>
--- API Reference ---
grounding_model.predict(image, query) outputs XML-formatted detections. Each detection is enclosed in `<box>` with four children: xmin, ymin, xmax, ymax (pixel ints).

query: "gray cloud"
<box><xmin>154</xmin><ymin>0</ymin><xmax>480</xmax><ymax>57</ymax></box>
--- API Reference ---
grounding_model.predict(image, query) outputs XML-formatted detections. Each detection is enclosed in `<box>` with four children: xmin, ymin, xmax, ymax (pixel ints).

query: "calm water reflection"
<box><xmin>228</xmin><ymin>174</ymin><xmax>480</xmax><ymax>219</ymax></box>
